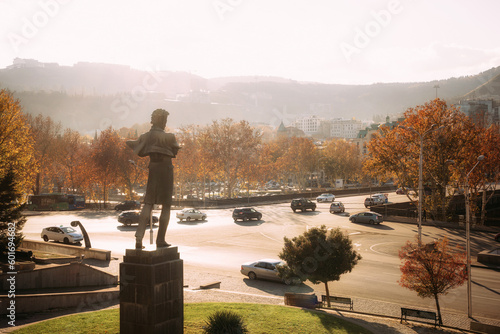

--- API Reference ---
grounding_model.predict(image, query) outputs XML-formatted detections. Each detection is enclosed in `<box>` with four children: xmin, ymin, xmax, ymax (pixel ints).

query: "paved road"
<box><xmin>22</xmin><ymin>191</ymin><xmax>500</xmax><ymax>322</ymax></box>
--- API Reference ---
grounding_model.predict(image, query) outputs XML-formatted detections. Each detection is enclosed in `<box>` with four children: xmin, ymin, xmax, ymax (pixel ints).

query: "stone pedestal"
<box><xmin>120</xmin><ymin>247</ymin><xmax>183</xmax><ymax>334</ymax></box>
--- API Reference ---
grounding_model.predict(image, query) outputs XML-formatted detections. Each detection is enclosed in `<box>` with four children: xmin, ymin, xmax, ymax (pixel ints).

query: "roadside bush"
<box><xmin>203</xmin><ymin>310</ymin><xmax>248</xmax><ymax>334</ymax></box>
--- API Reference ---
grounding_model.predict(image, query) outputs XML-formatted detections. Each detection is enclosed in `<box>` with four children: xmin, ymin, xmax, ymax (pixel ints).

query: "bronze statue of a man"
<box><xmin>126</xmin><ymin>109</ymin><xmax>180</xmax><ymax>249</ymax></box>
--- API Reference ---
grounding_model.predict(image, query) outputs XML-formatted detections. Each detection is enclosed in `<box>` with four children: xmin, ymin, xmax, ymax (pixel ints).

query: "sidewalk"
<box><xmin>3</xmin><ymin>262</ymin><xmax>499</xmax><ymax>334</ymax></box>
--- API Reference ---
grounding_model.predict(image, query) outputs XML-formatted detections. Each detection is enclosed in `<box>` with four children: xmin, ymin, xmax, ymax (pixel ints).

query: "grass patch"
<box><xmin>12</xmin><ymin>303</ymin><xmax>372</xmax><ymax>334</ymax></box>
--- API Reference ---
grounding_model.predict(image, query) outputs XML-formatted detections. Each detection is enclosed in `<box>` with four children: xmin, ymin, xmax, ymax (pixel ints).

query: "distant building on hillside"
<box><xmin>291</xmin><ymin>115</ymin><xmax>323</xmax><ymax>135</ymax></box>
<box><xmin>456</xmin><ymin>99</ymin><xmax>500</xmax><ymax>127</ymax></box>
<box><xmin>7</xmin><ymin>58</ymin><xmax>58</xmax><ymax>69</ymax></box>
<box><xmin>330</xmin><ymin>118</ymin><xmax>364</xmax><ymax>138</ymax></box>
<box><xmin>276</xmin><ymin>121</ymin><xmax>306</xmax><ymax>138</ymax></box>
<box><xmin>352</xmin><ymin>116</ymin><xmax>402</xmax><ymax>158</ymax></box>
<box><xmin>289</xmin><ymin>115</ymin><xmax>366</xmax><ymax>139</ymax></box>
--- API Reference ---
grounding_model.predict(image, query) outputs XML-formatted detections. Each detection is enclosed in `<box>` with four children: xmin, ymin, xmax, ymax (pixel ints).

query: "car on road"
<box><xmin>240</xmin><ymin>258</ymin><xmax>299</xmax><ymax>284</ymax></box>
<box><xmin>329</xmin><ymin>201</ymin><xmax>345</xmax><ymax>213</ymax></box>
<box><xmin>396</xmin><ymin>188</ymin><xmax>405</xmax><ymax>195</ymax></box>
<box><xmin>316</xmin><ymin>193</ymin><xmax>335</xmax><ymax>202</ymax></box>
<box><xmin>41</xmin><ymin>226</ymin><xmax>83</xmax><ymax>244</ymax></box>
<box><xmin>364</xmin><ymin>194</ymin><xmax>387</xmax><ymax>207</ymax></box>
<box><xmin>349</xmin><ymin>211</ymin><xmax>383</xmax><ymax>225</ymax></box>
<box><xmin>291</xmin><ymin>198</ymin><xmax>316</xmax><ymax>212</ymax></box>
<box><xmin>232</xmin><ymin>208</ymin><xmax>262</xmax><ymax>222</ymax></box>
<box><xmin>118</xmin><ymin>210</ymin><xmax>158</xmax><ymax>226</ymax></box>
<box><xmin>114</xmin><ymin>200</ymin><xmax>141</xmax><ymax>211</ymax></box>
<box><xmin>176</xmin><ymin>208</ymin><xmax>207</xmax><ymax>222</ymax></box>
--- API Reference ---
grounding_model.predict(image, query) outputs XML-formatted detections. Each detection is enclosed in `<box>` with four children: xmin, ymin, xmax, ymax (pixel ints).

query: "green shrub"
<box><xmin>203</xmin><ymin>310</ymin><xmax>248</xmax><ymax>334</ymax></box>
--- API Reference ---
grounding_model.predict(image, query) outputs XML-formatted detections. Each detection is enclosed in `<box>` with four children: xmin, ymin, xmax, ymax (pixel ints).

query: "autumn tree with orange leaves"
<box><xmin>320</xmin><ymin>138</ymin><xmax>362</xmax><ymax>185</ymax></box>
<box><xmin>199</xmin><ymin>119</ymin><xmax>261</xmax><ymax>198</ymax></box>
<box><xmin>0</xmin><ymin>90</ymin><xmax>35</xmax><ymax>252</ymax></box>
<box><xmin>90</xmin><ymin>128</ymin><xmax>124</xmax><ymax>205</ymax></box>
<box><xmin>26</xmin><ymin>114</ymin><xmax>62</xmax><ymax>195</ymax></box>
<box><xmin>399</xmin><ymin>237</ymin><xmax>467</xmax><ymax>325</ymax></box>
<box><xmin>364</xmin><ymin>99</ymin><xmax>480</xmax><ymax>221</ymax></box>
<box><xmin>278</xmin><ymin>137</ymin><xmax>318</xmax><ymax>191</ymax></box>
<box><xmin>0</xmin><ymin>90</ymin><xmax>36</xmax><ymax>193</ymax></box>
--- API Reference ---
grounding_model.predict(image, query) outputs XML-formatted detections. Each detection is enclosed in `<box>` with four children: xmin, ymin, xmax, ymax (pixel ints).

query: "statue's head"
<box><xmin>151</xmin><ymin>109</ymin><xmax>169</xmax><ymax>128</ymax></box>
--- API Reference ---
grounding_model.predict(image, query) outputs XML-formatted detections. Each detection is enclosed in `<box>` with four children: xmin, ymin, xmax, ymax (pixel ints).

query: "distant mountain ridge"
<box><xmin>1</xmin><ymin>61</ymin><xmax>499</xmax><ymax>133</ymax></box>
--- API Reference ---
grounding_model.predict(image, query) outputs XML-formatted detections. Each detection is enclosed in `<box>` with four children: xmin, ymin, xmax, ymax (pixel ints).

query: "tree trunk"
<box><xmin>324</xmin><ymin>282</ymin><xmax>331</xmax><ymax>308</ymax></box>
<box><xmin>434</xmin><ymin>293</ymin><xmax>443</xmax><ymax>325</ymax></box>
<box><xmin>35</xmin><ymin>173</ymin><xmax>41</xmax><ymax>195</ymax></box>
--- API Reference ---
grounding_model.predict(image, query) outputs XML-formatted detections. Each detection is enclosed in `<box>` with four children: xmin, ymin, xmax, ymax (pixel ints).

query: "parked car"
<box><xmin>176</xmin><ymin>208</ymin><xmax>207</xmax><ymax>222</ymax></box>
<box><xmin>329</xmin><ymin>201</ymin><xmax>345</xmax><ymax>213</ymax></box>
<box><xmin>291</xmin><ymin>198</ymin><xmax>316</xmax><ymax>212</ymax></box>
<box><xmin>114</xmin><ymin>200</ymin><xmax>141</xmax><ymax>211</ymax></box>
<box><xmin>232</xmin><ymin>208</ymin><xmax>262</xmax><ymax>222</ymax></box>
<box><xmin>41</xmin><ymin>226</ymin><xmax>83</xmax><ymax>244</ymax></box>
<box><xmin>349</xmin><ymin>211</ymin><xmax>383</xmax><ymax>225</ymax></box>
<box><xmin>118</xmin><ymin>210</ymin><xmax>159</xmax><ymax>226</ymax></box>
<box><xmin>240</xmin><ymin>259</ymin><xmax>299</xmax><ymax>284</ymax></box>
<box><xmin>316</xmin><ymin>193</ymin><xmax>335</xmax><ymax>202</ymax></box>
<box><xmin>364</xmin><ymin>194</ymin><xmax>387</xmax><ymax>207</ymax></box>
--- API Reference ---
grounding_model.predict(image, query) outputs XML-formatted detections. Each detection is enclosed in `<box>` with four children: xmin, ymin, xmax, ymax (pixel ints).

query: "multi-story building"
<box><xmin>456</xmin><ymin>99</ymin><xmax>500</xmax><ymax>127</ymax></box>
<box><xmin>291</xmin><ymin>115</ymin><xmax>322</xmax><ymax>135</ymax></box>
<box><xmin>330</xmin><ymin>118</ymin><xmax>364</xmax><ymax>138</ymax></box>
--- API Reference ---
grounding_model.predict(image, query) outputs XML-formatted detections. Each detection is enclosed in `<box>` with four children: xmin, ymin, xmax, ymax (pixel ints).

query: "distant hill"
<box><xmin>460</xmin><ymin>72</ymin><xmax>500</xmax><ymax>101</ymax></box>
<box><xmin>1</xmin><ymin>61</ymin><xmax>499</xmax><ymax>133</ymax></box>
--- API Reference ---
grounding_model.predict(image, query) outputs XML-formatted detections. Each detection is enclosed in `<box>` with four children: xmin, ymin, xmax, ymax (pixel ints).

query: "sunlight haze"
<box><xmin>1</xmin><ymin>0</ymin><xmax>500</xmax><ymax>84</ymax></box>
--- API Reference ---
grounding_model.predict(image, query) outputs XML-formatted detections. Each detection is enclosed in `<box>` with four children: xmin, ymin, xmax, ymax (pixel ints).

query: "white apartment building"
<box><xmin>291</xmin><ymin>115</ymin><xmax>364</xmax><ymax>139</ymax></box>
<box><xmin>291</xmin><ymin>115</ymin><xmax>322</xmax><ymax>135</ymax></box>
<box><xmin>330</xmin><ymin>118</ymin><xmax>364</xmax><ymax>139</ymax></box>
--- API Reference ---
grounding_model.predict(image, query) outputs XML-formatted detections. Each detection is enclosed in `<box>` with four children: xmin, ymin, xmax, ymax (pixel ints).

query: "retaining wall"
<box><xmin>21</xmin><ymin>239</ymin><xmax>111</xmax><ymax>261</ymax></box>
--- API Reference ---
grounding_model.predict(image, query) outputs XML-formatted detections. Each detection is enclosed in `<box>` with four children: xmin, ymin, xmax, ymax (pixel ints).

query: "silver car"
<box><xmin>241</xmin><ymin>259</ymin><xmax>286</xmax><ymax>283</ymax></box>
<box><xmin>41</xmin><ymin>226</ymin><xmax>83</xmax><ymax>244</ymax></box>
<box><xmin>176</xmin><ymin>208</ymin><xmax>207</xmax><ymax>222</ymax></box>
<box><xmin>349</xmin><ymin>211</ymin><xmax>383</xmax><ymax>225</ymax></box>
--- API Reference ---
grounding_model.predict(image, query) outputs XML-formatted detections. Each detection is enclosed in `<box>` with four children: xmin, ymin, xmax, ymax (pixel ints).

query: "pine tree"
<box><xmin>0</xmin><ymin>169</ymin><xmax>27</xmax><ymax>254</ymax></box>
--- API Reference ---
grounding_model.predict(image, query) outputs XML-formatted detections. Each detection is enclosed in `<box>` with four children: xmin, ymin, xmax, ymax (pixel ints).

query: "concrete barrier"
<box><xmin>0</xmin><ymin>262</ymin><xmax>118</xmax><ymax>291</ymax></box>
<box><xmin>21</xmin><ymin>239</ymin><xmax>111</xmax><ymax>261</ymax></box>
<box><xmin>0</xmin><ymin>287</ymin><xmax>119</xmax><ymax>315</ymax></box>
<box><xmin>471</xmin><ymin>321</ymin><xmax>500</xmax><ymax>334</ymax></box>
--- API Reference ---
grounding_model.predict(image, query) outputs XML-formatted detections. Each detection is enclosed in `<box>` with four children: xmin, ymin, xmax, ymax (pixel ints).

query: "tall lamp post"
<box><xmin>465</xmin><ymin>154</ymin><xmax>485</xmax><ymax>318</ymax></box>
<box><xmin>401</xmin><ymin>124</ymin><xmax>444</xmax><ymax>243</ymax></box>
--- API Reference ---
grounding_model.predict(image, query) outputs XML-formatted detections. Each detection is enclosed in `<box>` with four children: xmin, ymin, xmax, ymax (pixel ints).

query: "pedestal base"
<box><xmin>120</xmin><ymin>247</ymin><xmax>183</xmax><ymax>334</ymax></box>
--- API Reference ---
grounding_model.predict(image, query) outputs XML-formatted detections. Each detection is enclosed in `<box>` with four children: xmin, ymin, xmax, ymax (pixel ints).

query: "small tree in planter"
<box><xmin>278</xmin><ymin>225</ymin><xmax>361</xmax><ymax>307</ymax></box>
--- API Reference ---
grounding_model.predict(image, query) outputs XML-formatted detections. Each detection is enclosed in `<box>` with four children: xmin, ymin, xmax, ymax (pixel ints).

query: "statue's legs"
<box><xmin>156</xmin><ymin>207</ymin><xmax>170</xmax><ymax>247</ymax></box>
<box><xmin>135</xmin><ymin>203</ymin><xmax>153</xmax><ymax>248</ymax></box>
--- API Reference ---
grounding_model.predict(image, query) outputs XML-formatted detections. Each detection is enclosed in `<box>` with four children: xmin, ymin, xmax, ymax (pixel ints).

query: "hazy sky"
<box><xmin>1</xmin><ymin>0</ymin><xmax>500</xmax><ymax>85</ymax></box>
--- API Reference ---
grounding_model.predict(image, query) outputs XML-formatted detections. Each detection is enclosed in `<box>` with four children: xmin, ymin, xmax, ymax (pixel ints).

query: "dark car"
<box><xmin>114</xmin><ymin>200</ymin><xmax>141</xmax><ymax>211</ymax></box>
<box><xmin>118</xmin><ymin>210</ymin><xmax>158</xmax><ymax>226</ymax></box>
<box><xmin>291</xmin><ymin>198</ymin><xmax>316</xmax><ymax>213</ymax></box>
<box><xmin>349</xmin><ymin>211</ymin><xmax>383</xmax><ymax>225</ymax></box>
<box><xmin>232</xmin><ymin>208</ymin><xmax>262</xmax><ymax>222</ymax></box>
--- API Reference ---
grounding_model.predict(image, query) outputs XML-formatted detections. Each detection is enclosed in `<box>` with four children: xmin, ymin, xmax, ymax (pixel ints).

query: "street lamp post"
<box><xmin>402</xmin><ymin>124</ymin><xmax>444</xmax><ymax>243</ymax></box>
<box><xmin>465</xmin><ymin>154</ymin><xmax>485</xmax><ymax>318</ymax></box>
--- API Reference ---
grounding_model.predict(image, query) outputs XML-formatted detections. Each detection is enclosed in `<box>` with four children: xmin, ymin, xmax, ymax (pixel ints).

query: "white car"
<box><xmin>176</xmin><ymin>208</ymin><xmax>207</xmax><ymax>222</ymax></box>
<box><xmin>316</xmin><ymin>193</ymin><xmax>335</xmax><ymax>202</ymax></box>
<box><xmin>41</xmin><ymin>226</ymin><xmax>83</xmax><ymax>244</ymax></box>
